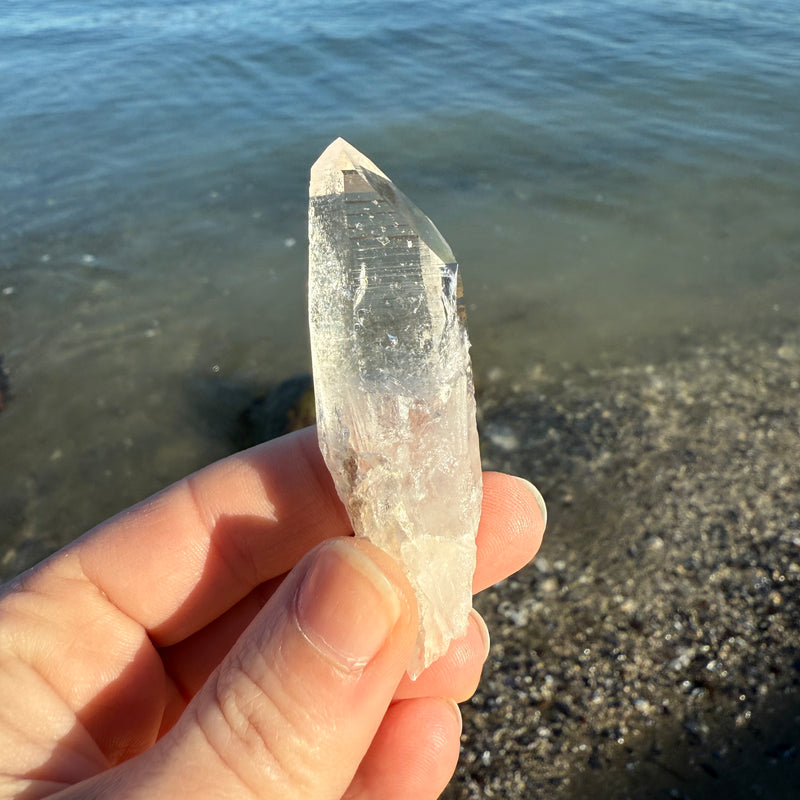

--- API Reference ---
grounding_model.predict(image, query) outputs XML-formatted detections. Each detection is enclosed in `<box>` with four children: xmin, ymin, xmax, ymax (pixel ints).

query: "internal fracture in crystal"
<box><xmin>308</xmin><ymin>138</ymin><xmax>483</xmax><ymax>678</ymax></box>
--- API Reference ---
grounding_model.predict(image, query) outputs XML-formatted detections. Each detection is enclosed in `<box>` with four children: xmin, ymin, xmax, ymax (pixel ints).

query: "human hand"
<box><xmin>0</xmin><ymin>426</ymin><xmax>545</xmax><ymax>799</ymax></box>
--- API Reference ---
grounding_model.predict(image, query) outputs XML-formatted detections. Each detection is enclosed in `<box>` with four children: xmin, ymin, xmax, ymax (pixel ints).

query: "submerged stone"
<box><xmin>308</xmin><ymin>138</ymin><xmax>482</xmax><ymax>678</ymax></box>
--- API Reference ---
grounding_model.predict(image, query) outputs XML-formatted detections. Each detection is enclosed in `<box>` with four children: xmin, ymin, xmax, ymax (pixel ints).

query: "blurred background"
<box><xmin>1</xmin><ymin>2</ymin><xmax>798</xmax><ymax>795</ymax></box>
<box><xmin>2</xmin><ymin>0</ymin><xmax>798</xmax><ymax>570</ymax></box>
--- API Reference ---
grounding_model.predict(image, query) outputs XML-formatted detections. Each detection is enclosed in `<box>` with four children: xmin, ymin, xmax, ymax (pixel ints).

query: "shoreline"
<box><xmin>447</xmin><ymin>322</ymin><xmax>800</xmax><ymax>798</ymax></box>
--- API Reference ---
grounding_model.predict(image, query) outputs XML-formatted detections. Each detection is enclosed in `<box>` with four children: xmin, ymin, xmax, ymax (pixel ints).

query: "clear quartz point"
<box><xmin>308</xmin><ymin>138</ymin><xmax>483</xmax><ymax>678</ymax></box>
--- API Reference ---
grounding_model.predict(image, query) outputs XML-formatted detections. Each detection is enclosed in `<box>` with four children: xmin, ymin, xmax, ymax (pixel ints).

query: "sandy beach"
<box><xmin>445</xmin><ymin>322</ymin><xmax>800</xmax><ymax>799</ymax></box>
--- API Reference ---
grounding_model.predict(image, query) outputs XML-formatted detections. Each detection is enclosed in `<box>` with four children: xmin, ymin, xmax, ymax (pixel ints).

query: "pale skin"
<box><xmin>0</xmin><ymin>426</ymin><xmax>545</xmax><ymax>799</ymax></box>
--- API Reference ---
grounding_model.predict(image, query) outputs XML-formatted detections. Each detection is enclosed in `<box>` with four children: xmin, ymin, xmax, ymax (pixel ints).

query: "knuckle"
<box><xmin>196</xmin><ymin>650</ymin><xmax>320</xmax><ymax>797</ymax></box>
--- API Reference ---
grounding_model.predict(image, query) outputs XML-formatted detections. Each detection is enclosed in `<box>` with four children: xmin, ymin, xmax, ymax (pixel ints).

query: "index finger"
<box><xmin>76</xmin><ymin>426</ymin><xmax>347</xmax><ymax>643</ymax></box>
<box><xmin>36</xmin><ymin>427</ymin><xmax>546</xmax><ymax>646</ymax></box>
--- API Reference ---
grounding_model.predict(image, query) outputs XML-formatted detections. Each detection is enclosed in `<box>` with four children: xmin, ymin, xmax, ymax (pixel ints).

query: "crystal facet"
<box><xmin>308</xmin><ymin>138</ymin><xmax>483</xmax><ymax>678</ymax></box>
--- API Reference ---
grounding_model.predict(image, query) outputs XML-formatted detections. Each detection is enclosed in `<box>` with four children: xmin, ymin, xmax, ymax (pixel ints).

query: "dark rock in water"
<box><xmin>0</xmin><ymin>355</ymin><xmax>9</xmax><ymax>412</ymax></box>
<box><xmin>238</xmin><ymin>374</ymin><xmax>315</xmax><ymax>446</ymax></box>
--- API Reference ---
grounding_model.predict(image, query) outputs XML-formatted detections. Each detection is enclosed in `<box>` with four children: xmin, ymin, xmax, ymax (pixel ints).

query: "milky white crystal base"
<box><xmin>308</xmin><ymin>138</ymin><xmax>483</xmax><ymax>678</ymax></box>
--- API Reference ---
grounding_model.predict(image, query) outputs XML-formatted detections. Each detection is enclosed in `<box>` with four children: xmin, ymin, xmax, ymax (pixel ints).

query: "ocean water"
<box><xmin>1</xmin><ymin>0</ymin><xmax>799</xmax><ymax>572</ymax></box>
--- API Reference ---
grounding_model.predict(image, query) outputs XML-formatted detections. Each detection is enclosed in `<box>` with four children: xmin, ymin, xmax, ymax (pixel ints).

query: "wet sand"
<box><xmin>446</xmin><ymin>323</ymin><xmax>800</xmax><ymax>799</ymax></box>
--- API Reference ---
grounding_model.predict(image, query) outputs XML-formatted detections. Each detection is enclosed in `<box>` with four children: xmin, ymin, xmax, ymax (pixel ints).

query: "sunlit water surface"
<box><xmin>1</xmin><ymin>0</ymin><xmax>799</xmax><ymax>573</ymax></box>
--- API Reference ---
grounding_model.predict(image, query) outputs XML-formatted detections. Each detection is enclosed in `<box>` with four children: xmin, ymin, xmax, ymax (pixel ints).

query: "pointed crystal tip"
<box><xmin>310</xmin><ymin>138</ymin><xmax>455</xmax><ymax>266</ymax></box>
<box><xmin>310</xmin><ymin>137</ymin><xmax>389</xmax><ymax>198</ymax></box>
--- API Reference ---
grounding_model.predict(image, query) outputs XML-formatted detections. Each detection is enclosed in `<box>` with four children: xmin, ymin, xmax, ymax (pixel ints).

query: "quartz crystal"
<box><xmin>308</xmin><ymin>138</ymin><xmax>483</xmax><ymax>678</ymax></box>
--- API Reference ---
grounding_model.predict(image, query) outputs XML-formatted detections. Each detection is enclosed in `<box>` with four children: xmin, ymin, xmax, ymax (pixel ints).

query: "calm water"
<box><xmin>1</xmin><ymin>0</ymin><xmax>799</xmax><ymax>573</ymax></box>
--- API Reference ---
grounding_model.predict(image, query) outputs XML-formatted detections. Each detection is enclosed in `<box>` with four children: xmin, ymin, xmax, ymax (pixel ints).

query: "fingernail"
<box><xmin>469</xmin><ymin>608</ymin><xmax>491</xmax><ymax>661</ymax></box>
<box><xmin>295</xmin><ymin>540</ymin><xmax>402</xmax><ymax>672</ymax></box>
<box><xmin>443</xmin><ymin>697</ymin><xmax>463</xmax><ymax>731</ymax></box>
<box><xmin>515</xmin><ymin>477</ymin><xmax>547</xmax><ymax>529</ymax></box>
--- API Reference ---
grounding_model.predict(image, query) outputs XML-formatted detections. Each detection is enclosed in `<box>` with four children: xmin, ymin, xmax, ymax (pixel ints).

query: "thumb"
<box><xmin>155</xmin><ymin>538</ymin><xmax>417</xmax><ymax>798</ymax></box>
